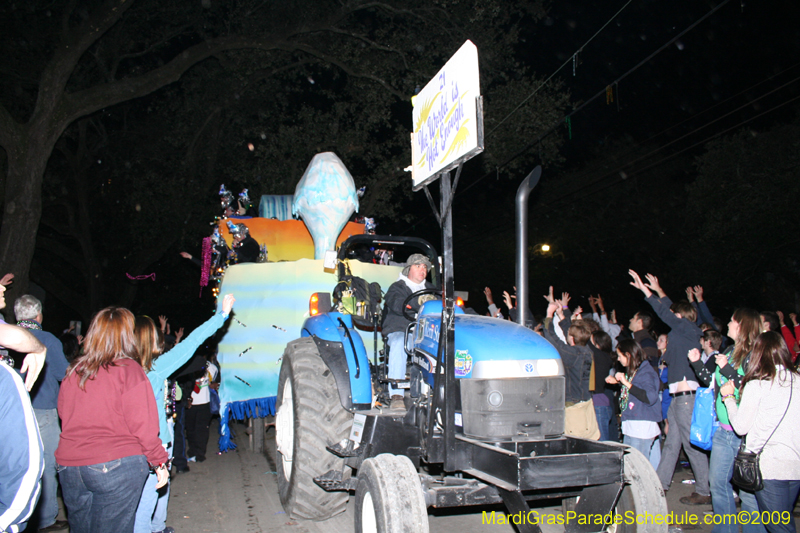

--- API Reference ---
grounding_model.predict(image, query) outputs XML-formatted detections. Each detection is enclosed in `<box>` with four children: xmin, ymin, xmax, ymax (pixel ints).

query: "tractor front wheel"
<box><xmin>276</xmin><ymin>337</ymin><xmax>353</xmax><ymax>520</ymax></box>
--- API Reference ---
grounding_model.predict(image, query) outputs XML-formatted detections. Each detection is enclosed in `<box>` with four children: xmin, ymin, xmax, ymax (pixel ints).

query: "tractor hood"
<box><xmin>415</xmin><ymin>302</ymin><xmax>563</xmax><ymax>379</ymax></box>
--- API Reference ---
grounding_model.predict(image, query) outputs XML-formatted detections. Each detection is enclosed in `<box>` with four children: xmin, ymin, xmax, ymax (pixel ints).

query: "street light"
<box><xmin>540</xmin><ymin>244</ymin><xmax>550</xmax><ymax>253</ymax></box>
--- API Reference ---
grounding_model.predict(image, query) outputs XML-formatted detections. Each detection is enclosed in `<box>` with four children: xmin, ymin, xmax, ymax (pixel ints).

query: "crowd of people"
<box><xmin>0</xmin><ymin>270</ymin><xmax>234</xmax><ymax>533</ymax></box>
<box><xmin>480</xmin><ymin>269</ymin><xmax>800</xmax><ymax>533</ymax></box>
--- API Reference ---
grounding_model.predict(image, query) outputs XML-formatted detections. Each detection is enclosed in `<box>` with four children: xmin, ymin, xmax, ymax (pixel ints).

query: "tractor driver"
<box><xmin>382</xmin><ymin>254</ymin><xmax>435</xmax><ymax>410</ymax></box>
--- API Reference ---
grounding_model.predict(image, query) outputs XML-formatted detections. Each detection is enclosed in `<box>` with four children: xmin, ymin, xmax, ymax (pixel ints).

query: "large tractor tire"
<box><xmin>276</xmin><ymin>337</ymin><xmax>353</xmax><ymax>520</ymax></box>
<box><xmin>354</xmin><ymin>454</ymin><xmax>429</xmax><ymax>533</ymax></box>
<box><xmin>616</xmin><ymin>446</ymin><xmax>668</xmax><ymax>533</ymax></box>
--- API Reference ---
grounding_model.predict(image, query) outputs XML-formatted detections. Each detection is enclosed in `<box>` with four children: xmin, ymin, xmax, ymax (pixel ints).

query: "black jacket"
<box><xmin>381</xmin><ymin>278</ymin><xmax>434</xmax><ymax>335</ymax></box>
<box><xmin>234</xmin><ymin>236</ymin><xmax>260</xmax><ymax>264</ymax></box>
<box><xmin>545</xmin><ymin>316</ymin><xmax>593</xmax><ymax>404</ymax></box>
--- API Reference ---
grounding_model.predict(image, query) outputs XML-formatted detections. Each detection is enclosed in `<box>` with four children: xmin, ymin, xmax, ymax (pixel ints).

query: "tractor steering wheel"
<box><xmin>401</xmin><ymin>288</ymin><xmax>441</xmax><ymax>322</ymax></box>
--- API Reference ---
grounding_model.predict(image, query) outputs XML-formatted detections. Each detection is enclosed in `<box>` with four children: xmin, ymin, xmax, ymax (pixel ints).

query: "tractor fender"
<box><xmin>301</xmin><ymin>312</ymin><xmax>372</xmax><ymax>410</ymax></box>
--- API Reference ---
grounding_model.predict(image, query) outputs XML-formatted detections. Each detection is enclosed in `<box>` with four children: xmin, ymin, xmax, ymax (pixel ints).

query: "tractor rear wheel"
<box><xmin>354</xmin><ymin>454</ymin><xmax>429</xmax><ymax>533</ymax></box>
<box><xmin>276</xmin><ymin>337</ymin><xmax>353</xmax><ymax>520</ymax></box>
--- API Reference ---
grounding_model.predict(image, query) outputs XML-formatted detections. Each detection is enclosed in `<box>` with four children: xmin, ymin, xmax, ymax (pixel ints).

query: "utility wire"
<box><xmin>459</xmin><ymin>0</ymin><xmax>733</xmax><ymax>200</ymax></box>
<box><xmin>536</xmin><ymin>73</ymin><xmax>800</xmax><ymax>209</ymax></box>
<box><xmin>459</xmin><ymin>91</ymin><xmax>800</xmax><ymax>245</ymax></box>
<box><xmin>488</xmin><ymin>0</ymin><xmax>634</xmax><ymax>137</ymax></box>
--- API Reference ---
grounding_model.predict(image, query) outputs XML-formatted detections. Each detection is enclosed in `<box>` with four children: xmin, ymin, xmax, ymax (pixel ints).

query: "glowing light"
<box><xmin>541</xmin><ymin>244</ymin><xmax>550</xmax><ymax>252</ymax></box>
<box><xmin>456</xmin><ymin>297</ymin><xmax>464</xmax><ymax>307</ymax></box>
<box><xmin>247</xmin><ymin>143</ymin><xmax>255</xmax><ymax>151</ymax></box>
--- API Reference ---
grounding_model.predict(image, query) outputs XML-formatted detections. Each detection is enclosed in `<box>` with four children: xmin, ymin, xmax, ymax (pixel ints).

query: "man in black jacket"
<box><xmin>229</xmin><ymin>223</ymin><xmax>260</xmax><ymax>264</ymax></box>
<box><xmin>382</xmin><ymin>254</ymin><xmax>434</xmax><ymax>410</ymax></box>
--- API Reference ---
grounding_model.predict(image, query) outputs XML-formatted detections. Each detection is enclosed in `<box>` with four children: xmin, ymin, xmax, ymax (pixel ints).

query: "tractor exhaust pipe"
<box><xmin>514</xmin><ymin>166</ymin><xmax>542</xmax><ymax>327</ymax></box>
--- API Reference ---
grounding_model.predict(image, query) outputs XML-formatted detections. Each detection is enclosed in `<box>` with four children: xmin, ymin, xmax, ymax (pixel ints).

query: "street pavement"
<box><xmin>52</xmin><ymin>418</ymin><xmax>800</xmax><ymax>533</ymax></box>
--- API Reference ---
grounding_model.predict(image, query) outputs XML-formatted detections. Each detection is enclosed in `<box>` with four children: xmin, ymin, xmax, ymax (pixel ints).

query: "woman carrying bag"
<box><xmin>688</xmin><ymin>308</ymin><xmax>764</xmax><ymax>533</ymax></box>
<box><xmin>722</xmin><ymin>332</ymin><xmax>800</xmax><ymax>533</ymax></box>
<box><xmin>605</xmin><ymin>339</ymin><xmax>662</xmax><ymax>457</ymax></box>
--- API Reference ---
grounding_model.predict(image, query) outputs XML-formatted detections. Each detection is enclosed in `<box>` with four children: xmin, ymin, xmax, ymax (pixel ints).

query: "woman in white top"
<box><xmin>721</xmin><ymin>332</ymin><xmax>800</xmax><ymax>533</ymax></box>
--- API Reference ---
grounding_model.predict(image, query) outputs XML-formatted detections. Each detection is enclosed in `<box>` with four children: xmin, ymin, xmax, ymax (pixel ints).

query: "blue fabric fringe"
<box><xmin>218</xmin><ymin>397</ymin><xmax>277</xmax><ymax>452</ymax></box>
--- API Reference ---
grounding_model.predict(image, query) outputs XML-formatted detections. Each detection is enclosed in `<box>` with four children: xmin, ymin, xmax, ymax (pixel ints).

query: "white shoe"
<box><xmin>187</xmin><ymin>456</ymin><xmax>196</xmax><ymax>463</ymax></box>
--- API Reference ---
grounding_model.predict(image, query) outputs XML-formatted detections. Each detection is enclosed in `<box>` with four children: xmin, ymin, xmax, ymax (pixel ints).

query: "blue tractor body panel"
<box><xmin>412</xmin><ymin>301</ymin><xmax>563</xmax><ymax>387</ymax></box>
<box><xmin>301</xmin><ymin>312</ymin><xmax>373</xmax><ymax>406</ymax></box>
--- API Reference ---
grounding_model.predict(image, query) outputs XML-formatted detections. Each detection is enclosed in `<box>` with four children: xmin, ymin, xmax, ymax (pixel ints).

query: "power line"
<box><xmin>488</xmin><ymin>0</ymin><xmax>634</xmax><ymax>137</ymax></box>
<box><xmin>535</xmin><ymin>74</ymin><xmax>800</xmax><ymax>209</ymax></box>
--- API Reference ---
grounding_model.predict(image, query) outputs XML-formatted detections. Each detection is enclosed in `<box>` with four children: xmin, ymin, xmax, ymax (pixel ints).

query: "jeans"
<box><xmin>755</xmin><ymin>480</ymin><xmax>800</xmax><ymax>533</ymax></box>
<box><xmin>709</xmin><ymin>428</ymin><xmax>764</xmax><ymax>533</ymax></box>
<box><xmin>624</xmin><ymin>435</ymin><xmax>655</xmax><ymax>458</ymax></box>
<box><xmin>58</xmin><ymin>455</ymin><xmax>149</xmax><ymax>533</ymax></box>
<box><xmin>386</xmin><ymin>331</ymin><xmax>406</xmax><ymax>396</ymax></box>
<box><xmin>134</xmin><ymin>473</ymin><xmax>159</xmax><ymax>533</ymax></box>
<box><xmin>33</xmin><ymin>408</ymin><xmax>61</xmax><ymax>528</ymax></box>
<box><xmin>594</xmin><ymin>403</ymin><xmax>612</xmax><ymax>442</ymax></box>
<box><xmin>656</xmin><ymin>395</ymin><xmax>710</xmax><ymax>496</ymax></box>
<box><xmin>649</xmin><ymin>435</ymin><xmax>661</xmax><ymax>470</ymax></box>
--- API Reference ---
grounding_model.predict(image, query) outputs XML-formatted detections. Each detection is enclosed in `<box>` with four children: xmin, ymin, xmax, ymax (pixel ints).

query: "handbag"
<box><xmin>209</xmin><ymin>388</ymin><xmax>221</xmax><ymax>415</ymax></box>
<box><xmin>690</xmin><ymin>386</ymin><xmax>718</xmax><ymax>450</ymax></box>
<box><xmin>565</xmin><ymin>398</ymin><xmax>601</xmax><ymax>440</ymax></box>
<box><xmin>731</xmin><ymin>374</ymin><xmax>793</xmax><ymax>492</ymax></box>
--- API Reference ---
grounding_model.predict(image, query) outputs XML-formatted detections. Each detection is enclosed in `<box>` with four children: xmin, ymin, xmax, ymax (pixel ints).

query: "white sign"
<box><xmin>411</xmin><ymin>40</ymin><xmax>483</xmax><ymax>191</ymax></box>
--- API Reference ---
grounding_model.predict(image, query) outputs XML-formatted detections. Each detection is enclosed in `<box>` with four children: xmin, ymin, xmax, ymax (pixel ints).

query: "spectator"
<box><xmin>760</xmin><ymin>311</ymin><xmax>780</xmax><ymax>334</ymax></box>
<box><xmin>132</xmin><ymin>294</ymin><xmax>234</xmax><ymax>533</ymax></box>
<box><xmin>605</xmin><ymin>339</ymin><xmax>662</xmax><ymax>458</ymax></box>
<box><xmin>588</xmin><ymin>294</ymin><xmax>621</xmax><ymax>350</ymax></box>
<box><xmin>776</xmin><ymin>311</ymin><xmax>800</xmax><ymax>359</ymax></box>
<box><xmin>628</xmin><ymin>310</ymin><xmax>660</xmax><ymax>370</ymax></box>
<box><xmin>722</xmin><ymin>332</ymin><xmax>800</xmax><ymax>533</ymax></box>
<box><xmin>185</xmin><ymin>352</ymin><xmax>219</xmax><ymax>463</ymax></box>
<box><xmin>689</xmin><ymin>308</ymin><xmax>764</xmax><ymax>533</ymax></box>
<box><xmin>56</xmin><ymin>307</ymin><xmax>169</xmax><ymax>533</ymax></box>
<box><xmin>59</xmin><ymin>333</ymin><xmax>82</xmax><ymax>364</ymax></box>
<box><xmin>545</xmin><ymin>293</ymin><xmax>598</xmax><ymax>439</ymax></box>
<box><xmin>14</xmin><ymin>295</ymin><xmax>70</xmax><ymax>532</ymax></box>
<box><xmin>0</xmin><ymin>319</ymin><xmax>47</xmax><ymax>533</ymax></box>
<box><xmin>589</xmin><ymin>330</ymin><xmax>614</xmax><ymax>441</ymax></box>
<box><xmin>628</xmin><ymin>270</ymin><xmax>709</xmax><ymax>505</ymax></box>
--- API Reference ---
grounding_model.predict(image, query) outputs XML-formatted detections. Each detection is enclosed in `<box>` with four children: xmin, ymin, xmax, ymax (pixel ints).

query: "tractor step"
<box><xmin>327</xmin><ymin>438</ymin><xmax>361</xmax><ymax>458</ymax></box>
<box><xmin>314</xmin><ymin>469</ymin><xmax>358</xmax><ymax>492</ymax></box>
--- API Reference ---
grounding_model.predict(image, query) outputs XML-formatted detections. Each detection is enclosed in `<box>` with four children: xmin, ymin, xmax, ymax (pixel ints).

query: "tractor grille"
<box><xmin>461</xmin><ymin>377</ymin><xmax>565</xmax><ymax>440</ymax></box>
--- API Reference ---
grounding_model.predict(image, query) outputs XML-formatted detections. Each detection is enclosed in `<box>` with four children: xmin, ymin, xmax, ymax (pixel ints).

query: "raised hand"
<box><xmin>158</xmin><ymin>315</ymin><xmax>168</xmax><ymax>332</ymax></box>
<box><xmin>688</xmin><ymin>348</ymin><xmax>701</xmax><ymax>362</ymax></box>
<box><xmin>791</xmin><ymin>313</ymin><xmax>798</xmax><ymax>327</ymax></box>
<box><xmin>503</xmin><ymin>291</ymin><xmax>514</xmax><ymax>310</ymax></box>
<box><xmin>561</xmin><ymin>292</ymin><xmax>571</xmax><ymax>308</ymax></box>
<box><xmin>693</xmin><ymin>285</ymin><xmax>704</xmax><ymax>302</ymax></box>
<box><xmin>777</xmin><ymin>310</ymin><xmax>785</xmax><ymax>327</ymax></box>
<box><xmin>179</xmin><ymin>251</ymin><xmax>192</xmax><ymax>260</ymax></box>
<box><xmin>628</xmin><ymin>270</ymin><xmax>652</xmax><ymax>297</ymax></box>
<box><xmin>0</xmin><ymin>273</ymin><xmax>14</xmax><ymax>286</ymax></box>
<box><xmin>644</xmin><ymin>274</ymin><xmax>663</xmax><ymax>296</ymax></box>
<box><xmin>715</xmin><ymin>353</ymin><xmax>728</xmax><ymax>369</ymax></box>
<box><xmin>572</xmin><ymin>306</ymin><xmax>583</xmax><ymax>320</ymax></box>
<box><xmin>483</xmin><ymin>287</ymin><xmax>494</xmax><ymax>305</ymax></box>
<box><xmin>685</xmin><ymin>287</ymin><xmax>694</xmax><ymax>303</ymax></box>
<box><xmin>543</xmin><ymin>286</ymin><xmax>555</xmax><ymax>304</ymax></box>
<box><xmin>174</xmin><ymin>327</ymin><xmax>184</xmax><ymax>344</ymax></box>
<box><xmin>222</xmin><ymin>293</ymin><xmax>236</xmax><ymax>315</ymax></box>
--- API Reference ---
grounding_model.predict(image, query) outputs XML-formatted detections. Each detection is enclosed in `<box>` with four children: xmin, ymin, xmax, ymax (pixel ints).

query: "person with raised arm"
<box><xmin>628</xmin><ymin>269</ymin><xmax>709</xmax><ymax>505</ymax></box>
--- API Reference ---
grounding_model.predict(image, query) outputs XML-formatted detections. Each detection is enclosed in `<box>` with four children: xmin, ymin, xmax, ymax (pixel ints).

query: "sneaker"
<box><xmin>389</xmin><ymin>395</ymin><xmax>405</xmax><ymax>410</ymax></box>
<box><xmin>187</xmin><ymin>456</ymin><xmax>196</xmax><ymax>463</ymax></box>
<box><xmin>680</xmin><ymin>492</ymin><xmax>712</xmax><ymax>505</ymax></box>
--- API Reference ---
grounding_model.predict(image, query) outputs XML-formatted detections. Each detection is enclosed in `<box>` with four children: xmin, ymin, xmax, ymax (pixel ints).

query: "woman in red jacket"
<box><xmin>56</xmin><ymin>307</ymin><xmax>168</xmax><ymax>533</ymax></box>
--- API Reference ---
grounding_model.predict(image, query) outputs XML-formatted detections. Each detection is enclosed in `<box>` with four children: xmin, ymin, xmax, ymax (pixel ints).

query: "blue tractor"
<box><xmin>275</xmin><ymin>169</ymin><xmax>667</xmax><ymax>533</ymax></box>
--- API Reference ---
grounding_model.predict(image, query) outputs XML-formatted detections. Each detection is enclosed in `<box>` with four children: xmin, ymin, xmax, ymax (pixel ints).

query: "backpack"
<box><xmin>333</xmin><ymin>268</ymin><xmax>383</xmax><ymax>328</ymax></box>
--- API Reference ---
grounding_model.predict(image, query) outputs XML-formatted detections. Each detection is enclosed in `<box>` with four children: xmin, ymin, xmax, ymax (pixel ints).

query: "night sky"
<box><xmin>389</xmin><ymin>0</ymin><xmax>800</xmax><ymax>322</ymax></box>
<box><xmin>2</xmin><ymin>0</ymin><xmax>799</xmax><ymax>331</ymax></box>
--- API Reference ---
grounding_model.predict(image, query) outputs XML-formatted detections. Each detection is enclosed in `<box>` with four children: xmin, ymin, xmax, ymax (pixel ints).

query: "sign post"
<box><xmin>411</xmin><ymin>40</ymin><xmax>484</xmax><ymax>472</ymax></box>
